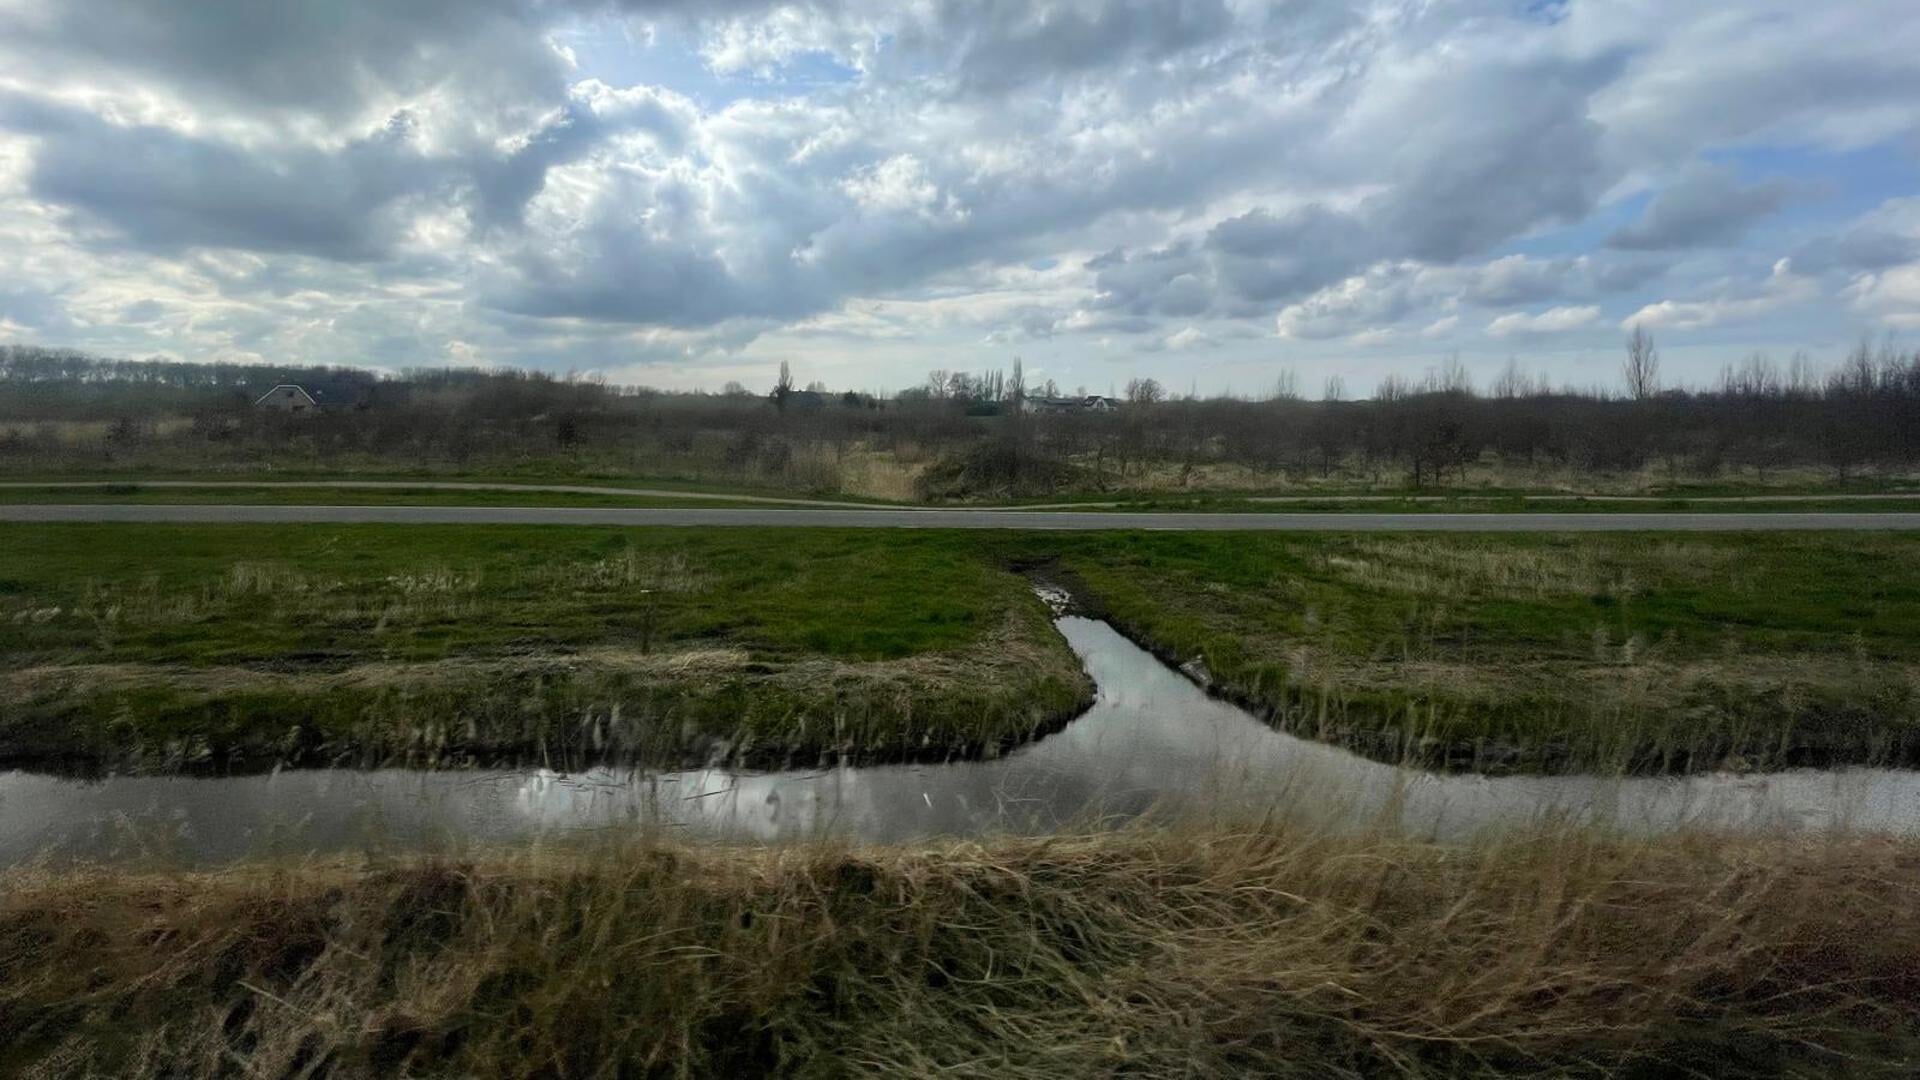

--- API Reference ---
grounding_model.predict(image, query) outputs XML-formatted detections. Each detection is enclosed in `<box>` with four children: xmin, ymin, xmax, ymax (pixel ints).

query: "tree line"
<box><xmin>2</xmin><ymin>335</ymin><xmax>1917</xmax><ymax>496</ymax></box>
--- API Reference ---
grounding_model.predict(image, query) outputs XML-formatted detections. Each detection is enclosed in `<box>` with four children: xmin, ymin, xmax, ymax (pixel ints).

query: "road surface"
<box><xmin>4</xmin><ymin>504</ymin><xmax>1918</xmax><ymax>530</ymax></box>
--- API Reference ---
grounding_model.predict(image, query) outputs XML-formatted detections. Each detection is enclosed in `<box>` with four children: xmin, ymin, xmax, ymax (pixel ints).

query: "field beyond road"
<box><xmin>3</xmin><ymin>524</ymin><xmax>1918</xmax><ymax>774</ymax></box>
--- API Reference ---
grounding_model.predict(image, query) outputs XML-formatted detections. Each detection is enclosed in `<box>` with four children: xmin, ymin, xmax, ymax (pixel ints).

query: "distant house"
<box><xmin>253</xmin><ymin>380</ymin><xmax>369</xmax><ymax>414</ymax></box>
<box><xmin>1021</xmin><ymin>395</ymin><xmax>1121</xmax><ymax>416</ymax></box>
<box><xmin>254</xmin><ymin>384</ymin><xmax>318</xmax><ymax>413</ymax></box>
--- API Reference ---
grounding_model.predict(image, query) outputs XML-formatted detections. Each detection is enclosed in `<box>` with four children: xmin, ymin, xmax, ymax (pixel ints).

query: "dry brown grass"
<box><xmin>1314</xmin><ymin>536</ymin><xmax>1740</xmax><ymax>602</ymax></box>
<box><xmin>836</xmin><ymin>446</ymin><xmax>927</xmax><ymax>501</ymax></box>
<box><xmin>4</xmin><ymin>823</ymin><xmax>1919</xmax><ymax>1077</ymax></box>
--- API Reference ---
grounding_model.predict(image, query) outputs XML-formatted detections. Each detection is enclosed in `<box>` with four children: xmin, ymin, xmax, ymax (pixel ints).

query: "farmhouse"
<box><xmin>1021</xmin><ymin>395</ymin><xmax>1121</xmax><ymax>416</ymax></box>
<box><xmin>253</xmin><ymin>380</ymin><xmax>370</xmax><ymax>414</ymax></box>
<box><xmin>253</xmin><ymin>384</ymin><xmax>318</xmax><ymax>413</ymax></box>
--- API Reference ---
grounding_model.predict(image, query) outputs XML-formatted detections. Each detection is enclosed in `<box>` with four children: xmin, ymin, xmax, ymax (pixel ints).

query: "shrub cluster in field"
<box><xmin>6</xmin><ymin>825</ymin><xmax>1920</xmax><ymax>1077</ymax></box>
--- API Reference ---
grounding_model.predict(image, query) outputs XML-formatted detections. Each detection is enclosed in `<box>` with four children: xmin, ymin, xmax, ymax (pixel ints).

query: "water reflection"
<box><xmin>4</xmin><ymin>617</ymin><xmax>1919</xmax><ymax>866</ymax></box>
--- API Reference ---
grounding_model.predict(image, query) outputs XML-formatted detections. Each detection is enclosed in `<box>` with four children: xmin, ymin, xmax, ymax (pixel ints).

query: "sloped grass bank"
<box><xmin>5</xmin><ymin>826</ymin><xmax>1919</xmax><ymax>1077</ymax></box>
<box><xmin>1041</xmin><ymin>531</ymin><xmax>1920</xmax><ymax>773</ymax></box>
<box><xmin>5</xmin><ymin>525</ymin><xmax>1918</xmax><ymax>776</ymax></box>
<box><xmin>0</xmin><ymin>525</ymin><xmax>1089</xmax><ymax>772</ymax></box>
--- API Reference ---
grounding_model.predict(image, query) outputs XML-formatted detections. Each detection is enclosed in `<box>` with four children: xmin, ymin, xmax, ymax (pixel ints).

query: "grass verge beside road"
<box><xmin>0</xmin><ymin>484</ymin><xmax>761</xmax><ymax>509</ymax></box>
<box><xmin>6</xmin><ymin>825</ymin><xmax>1919</xmax><ymax>1077</ymax></box>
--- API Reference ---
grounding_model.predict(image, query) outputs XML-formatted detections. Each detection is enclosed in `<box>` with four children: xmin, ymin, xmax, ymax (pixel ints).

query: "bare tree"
<box><xmin>1434</xmin><ymin>352</ymin><xmax>1474</xmax><ymax>395</ymax></box>
<box><xmin>1271</xmin><ymin>367</ymin><xmax>1300</xmax><ymax>401</ymax></box>
<box><xmin>1490</xmin><ymin>357</ymin><xmax>1533</xmax><ymax>399</ymax></box>
<box><xmin>1124</xmin><ymin>377</ymin><xmax>1164</xmax><ymax>405</ymax></box>
<box><xmin>1624</xmin><ymin>325</ymin><xmax>1661</xmax><ymax>400</ymax></box>
<box><xmin>1322</xmin><ymin>374</ymin><xmax>1346</xmax><ymax>402</ymax></box>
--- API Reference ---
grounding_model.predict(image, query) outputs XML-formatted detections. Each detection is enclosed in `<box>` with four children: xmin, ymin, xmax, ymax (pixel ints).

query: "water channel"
<box><xmin>5</xmin><ymin>615</ymin><xmax>1919</xmax><ymax>866</ymax></box>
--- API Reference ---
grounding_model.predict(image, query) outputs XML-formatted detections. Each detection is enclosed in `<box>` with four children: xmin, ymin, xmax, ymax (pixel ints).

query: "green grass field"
<box><xmin>1042</xmin><ymin>531</ymin><xmax>1920</xmax><ymax>770</ymax></box>
<box><xmin>0</xmin><ymin>525</ymin><xmax>1089</xmax><ymax>771</ymax></box>
<box><xmin>3</xmin><ymin>524</ymin><xmax>1916</xmax><ymax>773</ymax></box>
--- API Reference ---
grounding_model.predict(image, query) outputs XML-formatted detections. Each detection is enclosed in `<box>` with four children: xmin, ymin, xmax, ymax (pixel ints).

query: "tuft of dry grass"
<box><xmin>4</xmin><ymin>824</ymin><xmax>1919</xmax><ymax>1077</ymax></box>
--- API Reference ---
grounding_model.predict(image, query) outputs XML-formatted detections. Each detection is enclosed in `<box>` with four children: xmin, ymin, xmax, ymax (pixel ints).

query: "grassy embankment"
<box><xmin>3</xmin><ymin>525</ymin><xmax>1916</xmax><ymax>775</ymax></box>
<box><xmin>3</xmin><ymin>475</ymin><xmax>1919</xmax><ymax>512</ymax></box>
<box><xmin>5</xmin><ymin>824</ymin><xmax>1920</xmax><ymax>1077</ymax></box>
<box><xmin>10</xmin><ymin>485</ymin><xmax>1920</xmax><ymax>515</ymax></box>
<box><xmin>1041</xmin><ymin>531</ymin><xmax>1920</xmax><ymax>772</ymax></box>
<box><xmin>1108</xmin><ymin>493</ymin><xmax>1920</xmax><ymax>514</ymax></box>
<box><xmin>0</xmin><ymin>525</ymin><xmax>1089</xmax><ymax>772</ymax></box>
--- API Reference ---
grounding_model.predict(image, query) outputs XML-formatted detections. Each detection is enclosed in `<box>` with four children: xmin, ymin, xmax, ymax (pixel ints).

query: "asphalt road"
<box><xmin>5</xmin><ymin>504</ymin><xmax>1919</xmax><ymax>530</ymax></box>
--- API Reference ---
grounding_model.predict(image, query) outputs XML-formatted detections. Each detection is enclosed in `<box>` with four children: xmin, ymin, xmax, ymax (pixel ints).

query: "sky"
<box><xmin>1</xmin><ymin>0</ymin><xmax>1918</xmax><ymax>397</ymax></box>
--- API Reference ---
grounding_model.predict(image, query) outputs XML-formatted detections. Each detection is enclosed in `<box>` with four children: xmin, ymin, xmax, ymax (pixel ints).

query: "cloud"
<box><xmin>0</xmin><ymin>0</ymin><xmax>1915</xmax><ymax>377</ymax></box>
<box><xmin>1486</xmin><ymin>305</ymin><xmax>1600</xmax><ymax>337</ymax></box>
<box><xmin>881</xmin><ymin>0</ymin><xmax>1237</xmax><ymax>93</ymax></box>
<box><xmin>1608</xmin><ymin>162</ymin><xmax>1790</xmax><ymax>250</ymax></box>
<box><xmin>1274</xmin><ymin>266</ymin><xmax>1422</xmax><ymax>341</ymax></box>
<box><xmin>1135</xmin><ymin>324</ymin><xmax>1218</xmax><ymax>352</ymax></box>
<box><xmin>0</xmin><ymin>93</ymin><xmax>448</xmax><ymax>260</ymax></box>
<box><xmin>0</xmin><ymin>0</ymin><xmax>578</xmax><ymax>135</ymax></box>
<box><xmin>1844</xmin><ymin>262</ymin><xmax>1920</xmax><ymax>329</ymax></box>
<box><xmin>0</xmin><ymin>284</ymin><xmax>71</xmax><ymax>333</ymax></box>
<box><xmin>1451</xmin><ymin>253</ymin><xmax>1665</xmax><ymax>308</ymax></box>
<box><xmin>1793</xmin><ymin>196</ymin><xmax>1920</xmax><ymax>274</ymax></box>
<box><xmin>1623</xmin><ymin>259</ymin><xmax>1817</xmax><ymax>331</ymax></box>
